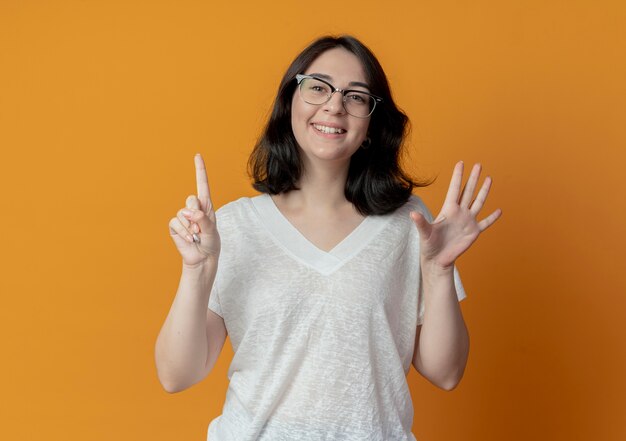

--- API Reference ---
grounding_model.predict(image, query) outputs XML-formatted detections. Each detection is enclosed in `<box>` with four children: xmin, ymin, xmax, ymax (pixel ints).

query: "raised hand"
<box><xmin>168</xmin><ymin>153</ymin><xmax>221</xmax><ymax>267</ymax></box>
<box><xmin>410</xmin><ymin>161</ymin><xmax>502</xmax><ymax>270</ymax></box>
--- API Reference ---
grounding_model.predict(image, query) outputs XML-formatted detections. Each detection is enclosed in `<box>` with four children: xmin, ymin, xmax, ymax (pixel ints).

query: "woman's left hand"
<box><xmin>410</xmin><ymin>161</ymin><xmax>502</xmax><ymax>270</ymax></box>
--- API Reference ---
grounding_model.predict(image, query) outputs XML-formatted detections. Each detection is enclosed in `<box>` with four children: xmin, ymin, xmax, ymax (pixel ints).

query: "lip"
<box><xmin>310</xmin><ymin>122</ymin><xmax>347</xmax><ymax>138</ymax></box>
<box><xmin>311</xmin><ymin>121</ymin><xmax>346</xmax><ymax>130</ymax></box>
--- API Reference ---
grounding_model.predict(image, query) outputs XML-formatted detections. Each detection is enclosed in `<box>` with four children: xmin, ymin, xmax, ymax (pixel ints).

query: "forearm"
<box><xmin>155</xmin><ymin>259</ymin><xmax>217</xmax><ymax>392</ymax></box>
<box><xmin>414</xmin><ymin>262</ymin><xmax>469</xmax><ymax>390</ymax></box>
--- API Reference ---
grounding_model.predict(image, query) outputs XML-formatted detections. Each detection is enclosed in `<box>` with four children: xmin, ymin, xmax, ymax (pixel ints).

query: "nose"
<box><xmin>322</xmin><ymin>91</ymin><xmax>346</xmax><ymax>115</ymax></box>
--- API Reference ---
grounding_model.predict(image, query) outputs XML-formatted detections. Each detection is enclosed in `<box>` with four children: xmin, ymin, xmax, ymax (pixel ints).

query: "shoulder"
<box><xmin>214</xmin><ymin>194</ymin><xmax>272</xmax><ymax>235</ymax></box>
<box><xmin>215</xmin><ymin>195</ymin><xmax>259</xmax><ymax>218</ymax></box>
<box><xmin>391</xmin><ymin>194</ymin><xmax>434</xmax><ymax>222</ymax></box>
<box><xmin>378</xmin><ymin>194</ymin><xmax>436</xmax><ymax>246</ymax></box>
<box><xmin>214</xmin><ymin>196</ymin><xmax>254</xmax><ymax>233</ymax></box>
<box><xmin>368</xmin><ymin>194</ymin><xmax>432</xmax><ymax>245</ymax></box>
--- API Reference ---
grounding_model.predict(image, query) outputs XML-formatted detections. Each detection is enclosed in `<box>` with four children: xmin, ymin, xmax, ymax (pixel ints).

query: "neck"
<box><xmin>281</xmin><ymin>158</ymin><xmax>351</xmax><ymax>212</ymax></box>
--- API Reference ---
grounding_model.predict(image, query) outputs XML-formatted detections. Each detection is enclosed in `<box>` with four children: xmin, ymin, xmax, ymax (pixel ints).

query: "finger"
<box><xmin>195</xmin><ymin>153</ymin><xmax>213</xmax><ymax>213</ymax></box>
<box><xmin>444</xmin><ymin>161</ymin><xmax>465</xmax><ymax>206</ymax></box>
<box><xmin>410</xmin><ymin>211</ymin><xmax>433</xmax><ymax>241</ymax></box>
<box><xmin>470</xmin><ymin>176</ymin><xmax>492</xmax><ymax>216</ymax></box>
<box><xmin>168</xmin><ymin>217</ymin><xmax>195</xmax><ymax>243</ymax></box>
<box><xmin>182</xmin><ymin>208</ymin><xmax>214</xmax><ymax>235</ymax></box>
<box><xmin>459</xmin><ymin>163</ymin><xmax>482</xmax><ymax>208</ymax></box>
<box><xmin>477</xmin><ymin>208</ymin><xmax>502</xmax><ymax>232</ymax></box>
<box><xmin>186</xmin><ymin>195</ymin><xmax>200</xmax><ymax>210</ymax></box>
<box><xmin>183</xmin><ymin>196</ymin><xmax>202</xmax><ymax>234</ymax></box>
<box><xmin>176</xmin><ymin>208</ymin><xmax>192</xmax><ymax>230</ymax></box>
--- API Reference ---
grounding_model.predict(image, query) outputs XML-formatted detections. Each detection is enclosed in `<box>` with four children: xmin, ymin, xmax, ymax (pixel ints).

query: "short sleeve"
<box><xmin>453</xmin><ymin>266</ymin><xmax>467</xmax><ymax>301</ymax></box>
<box><xmin>208</xmin><ymin>274</ymin><xmax>223</xmax><ymax>317</ymax></box>
<box><xmin>207</xmin><ymin>204</ymin><xmax>230</xmax><ymax>318</ymax></box>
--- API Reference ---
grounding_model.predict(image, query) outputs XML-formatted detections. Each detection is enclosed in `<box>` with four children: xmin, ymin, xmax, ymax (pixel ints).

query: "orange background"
<box><xmin>1</xmin><ymin>1</ymin><xmax>625</xmax><ymax>440</ymax></box>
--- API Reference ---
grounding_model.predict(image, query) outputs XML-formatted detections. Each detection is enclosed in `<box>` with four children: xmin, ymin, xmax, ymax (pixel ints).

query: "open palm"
<box><xmin>411</xmin><ymin>162</ymin><xmax>502</xmax><ymax>269</ymax></box>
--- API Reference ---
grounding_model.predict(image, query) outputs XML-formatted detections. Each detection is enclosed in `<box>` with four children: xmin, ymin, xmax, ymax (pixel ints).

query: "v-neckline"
<box><xmin>250</xmin><ymin>194</ymin><xmax>391</xmax><ymax>275</ymax></box>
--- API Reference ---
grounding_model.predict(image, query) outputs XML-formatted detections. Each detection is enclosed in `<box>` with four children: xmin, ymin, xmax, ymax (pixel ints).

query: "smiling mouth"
<box><xmin>313</xmin><ymin>124</ymin><xmax>346</xmax><ymax>134</ymax></box>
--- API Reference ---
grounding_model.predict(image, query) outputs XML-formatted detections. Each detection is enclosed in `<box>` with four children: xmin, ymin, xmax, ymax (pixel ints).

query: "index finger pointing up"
<box><xmin>194</xmin><ymin>153</ymin><xmax>212</xmax><ymax>213</ymax></box>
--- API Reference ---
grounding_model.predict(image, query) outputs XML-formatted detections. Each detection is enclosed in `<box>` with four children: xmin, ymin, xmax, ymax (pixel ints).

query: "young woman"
<box><xmin>156</xmin><ymin>35</ymin><xmax>501</xmax><ymax>440</ymax></box>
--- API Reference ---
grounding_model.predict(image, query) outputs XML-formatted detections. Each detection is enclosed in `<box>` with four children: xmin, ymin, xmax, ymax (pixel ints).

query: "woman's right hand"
<box><xmin>168</xmin><ymin>153</ymin><xmax>221</xmax><ymax>267</ymax></box>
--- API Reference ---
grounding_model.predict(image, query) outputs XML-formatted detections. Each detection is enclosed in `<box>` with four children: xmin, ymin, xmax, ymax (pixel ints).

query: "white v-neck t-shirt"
<box><xmin>207</xmin><ymin>194</ymin><xmax>466</xmax><ymax>441</ymax></box>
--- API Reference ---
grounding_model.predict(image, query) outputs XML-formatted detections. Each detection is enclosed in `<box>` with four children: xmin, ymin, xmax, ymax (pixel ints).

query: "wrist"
<box><xmin>182</xmin><ymin>258</ymin><xmax>218</xmax><ymax>273</ymax></box>
<box><xmin>420</xmin><ymin>258</ymin><xmax>454</xmax><ymax>279</ymax></box>
<box><xmin>420</xmin><ymin>259</ymin><xmax>456</xmax><ymax>301</ymax></box>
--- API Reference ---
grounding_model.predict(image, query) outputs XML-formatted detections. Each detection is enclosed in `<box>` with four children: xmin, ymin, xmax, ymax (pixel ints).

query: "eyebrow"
<box><xmin>308</xmin><ymin>73</ymin><xmax>371</xmax><ymax>90</ymax></box>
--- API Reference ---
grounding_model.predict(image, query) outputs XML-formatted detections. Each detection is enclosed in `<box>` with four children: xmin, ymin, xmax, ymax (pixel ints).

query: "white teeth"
<box><xmin>313</xmin><ymin>124</ymin><xmax>345</xmax><ymax>134</ymax></box>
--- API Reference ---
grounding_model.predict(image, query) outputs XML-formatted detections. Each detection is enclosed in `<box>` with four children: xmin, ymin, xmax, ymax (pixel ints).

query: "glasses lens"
<box><xmin>299</xmin><ymin>78</ymin><xmax>332</xmax><ymax>105</ymax></box>
<box><xmin>298</xmin><ymin>76</ymin><xmax>377</xmax><ymax>118</ymax></box>
<box><xmin>344</xmin><ymin>92</ymin><xmax>375</xmax><ymax>118</ymax></box>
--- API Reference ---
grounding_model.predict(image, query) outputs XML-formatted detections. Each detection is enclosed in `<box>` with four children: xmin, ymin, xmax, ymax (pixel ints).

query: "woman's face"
<box><xmin>291</xmin><ymin>47</ymin><xmax>371</xmax><ymax>169</ymax></box>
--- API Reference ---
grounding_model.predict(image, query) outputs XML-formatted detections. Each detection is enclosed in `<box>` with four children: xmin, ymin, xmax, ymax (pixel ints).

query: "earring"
<box><xmin>360</xmin><ymin>137</ymin><xmax>372</xmax><ymax>149</ymax></box>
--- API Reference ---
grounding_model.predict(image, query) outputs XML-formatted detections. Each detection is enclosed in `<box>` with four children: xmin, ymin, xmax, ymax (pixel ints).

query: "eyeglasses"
<box><xmin>295</xmin><ymin>74</ymin><xmax>383</xmax><ymax>118</ymax></box>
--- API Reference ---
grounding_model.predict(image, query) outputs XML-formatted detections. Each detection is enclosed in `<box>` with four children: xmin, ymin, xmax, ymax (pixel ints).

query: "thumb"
<box><xmin>410</xmin><ymin>211</ymin><xmax>433</xmax><ymax>240</ymax></box>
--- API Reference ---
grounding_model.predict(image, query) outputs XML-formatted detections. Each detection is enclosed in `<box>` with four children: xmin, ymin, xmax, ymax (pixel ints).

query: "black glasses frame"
<box><xmin>295</xmin><ymin>74</ymin><xmax>383</xmax><ymax>118</ymax></box>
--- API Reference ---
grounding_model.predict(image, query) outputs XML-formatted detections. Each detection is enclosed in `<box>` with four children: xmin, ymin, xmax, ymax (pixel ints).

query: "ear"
<box><xmin>360</xmin><ymin>136</ymin><xmax>372</xmax><ymax>149</ymax></box>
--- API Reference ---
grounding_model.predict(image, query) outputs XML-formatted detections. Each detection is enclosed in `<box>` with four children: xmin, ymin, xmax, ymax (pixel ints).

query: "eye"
<box><xmin>346</xmin><ymin>92</ymin><xmax>368</xmax><ymax>105</ymax></box>
<box><xmin>305</xmin><ymin>79</ymin><xmax>331</xmax><ymax>94</ymax></box>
